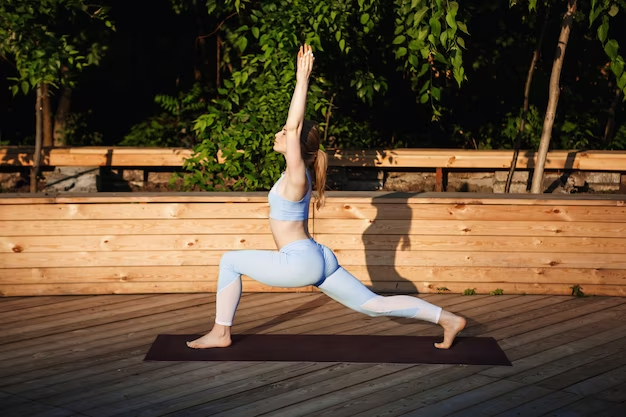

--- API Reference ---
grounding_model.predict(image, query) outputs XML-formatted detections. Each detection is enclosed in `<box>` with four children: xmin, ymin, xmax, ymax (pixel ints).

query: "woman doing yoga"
<box><xmin>187</xmin><ymin>44</ymin><xmax>466</xmax><ymax>350</ymax></box>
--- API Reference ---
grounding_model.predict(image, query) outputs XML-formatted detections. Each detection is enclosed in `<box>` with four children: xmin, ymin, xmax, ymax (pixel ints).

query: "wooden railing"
<box><xmin>2</xmin><ymin>192</ymin><xmax>625</xmax><ymax>297</ymax></box>
<box><xmin>2</xmin><ymin>146</ymin><xmax>626</xmax><ymax>170</ymax></box>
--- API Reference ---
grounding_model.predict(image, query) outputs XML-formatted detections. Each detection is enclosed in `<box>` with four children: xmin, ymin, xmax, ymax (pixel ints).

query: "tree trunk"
<box><xmin>505</xmin><ymin>9</ymin><xmax>549</xmax><ymax>192</ymax></box>
<box><xmin>42</xmin><ymin>83</ymin><xmax>53</xmax><ymax>147</ymax></box>
<box><xmin>30</xmin><ymin>84</ymin><xmax>44</xmax><ymax>193</ymax></box>
<box><xmin>603</xmin><ymin>86</ymin><xmax>621</xmax><ymax>144</ymax></box>
<box><xmin>530</xmin><ymin>0</ymin><xmax>576</xmax><ymax>194</ymax></box>
<box><xmin>54</xmin><ymin>85</ymin><xmax>72</xmax><ymax>146</ymax></box>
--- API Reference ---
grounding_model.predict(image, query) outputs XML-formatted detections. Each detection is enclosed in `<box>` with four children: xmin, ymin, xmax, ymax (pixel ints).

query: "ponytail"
<box><xmin>313</xmin><ymin>149</ymin><xmax>327</xmax><ymax>210</ymax></box>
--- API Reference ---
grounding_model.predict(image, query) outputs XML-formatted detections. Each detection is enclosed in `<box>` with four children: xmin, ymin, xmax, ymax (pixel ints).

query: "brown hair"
<box><xmin>300</xmin><ymin>120</ymin><xmax>327</xmax><ymax>210</ymax></box>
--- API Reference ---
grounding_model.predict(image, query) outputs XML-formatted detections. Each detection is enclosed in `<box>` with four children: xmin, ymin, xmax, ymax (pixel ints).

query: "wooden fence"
<box><xmin>2</xmin><ymin>146</ymin><xmax>626</xmax><ymax>170</ymax></box>
<box><xmin>1</xmin><ymin>192</ymin><xmax>625</xmax><ymax>297</ymax></box>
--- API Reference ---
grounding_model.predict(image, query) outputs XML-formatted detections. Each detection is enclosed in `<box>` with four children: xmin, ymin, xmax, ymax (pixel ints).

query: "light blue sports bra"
<box><xmin>268</xmin><ymin>170</ymin><xmax>312</xmax><ymax>221</ymax></box>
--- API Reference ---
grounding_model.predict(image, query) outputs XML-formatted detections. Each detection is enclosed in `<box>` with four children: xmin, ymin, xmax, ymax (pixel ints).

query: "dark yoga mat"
<box><xmin>144</xmin><ymin>334</ymin><xmax>512</xmax><ymax>366</ymax></box>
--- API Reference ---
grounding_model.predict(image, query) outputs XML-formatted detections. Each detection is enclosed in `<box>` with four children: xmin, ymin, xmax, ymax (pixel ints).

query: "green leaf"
<box><xmin>414</xmin><ymin>6</ymin><xmax>429</xmax><ymax>26</ymax></box>
<box><xmin>393</xmin><ymin>35</ymin><xmax>406</xmax><ymax>44</ymax></box>
<box><xmin>611</xmin><ymin>58</ymin><xmax>624</xmax><ymax>79</ymax></box>
<box><xmin>457</xmin><ymin>21</ymin><xmax>469</xmax><ymax>35</ymax></box>
<box><xmin>360</xmin><ymin>13</ymin><xmax>370</xmax><ymax>25</ymax></box>
<box><xmin>395</xmin><ymin>47</ymin><xmax>408</xmax><ymax>58</ymax></box>
<box><xmin>238</xmin><ymin>37</ymin><xmax>248</xmax><ymax>53</ymax></box>
<box><xmin>335</xmin><ymin>31</ymin><xmax>341</xmax><ymax>42</ymax></box>
<box><xmin>409</xmin><ymin>54</ymin><xmax>418</xmax><ymax>67</ymax></box>
<box><xmin>339</xmin><ymin>39</ymin><xmax>345</xmax><ymax>51</ymax></box>
<box><xmin>457</xmin><ymin>36</ymin><xmax>466</xmax><ymax>49</ymax></box>
<box><xmin>251</xmin><ymin>27</ymin><xmax>260</xmax><ymax>39</ymax></box>
<box><xmin>431</xmin><ymin>86</ymin><xmax>441</xmax><ymax>101</ymax></box>
<box><xmin>408</xmin><ymin>40</ymin><xmax>420</xmax><ymax>50</ymax></box>
<box><xmin>608</xmin><ymin>4</ymin><xmax>619</xmax><ymax>17</ymax></box>
<box><xmin>429</xmin><ymin>17</ymin><xmax>441</xmax><ymax>38</ymax></box>
<box><xmin>598</xmin><ymin>21</ymin><xmax>609</xmax><ymax>44</ymax></box>
<box><xmin>617</xmin><ymin>72</ymin><xmax>626</xmax><ymax>89</ymax></box>
<box><xmin>605</xmin><ymin>39</ymin><xmax>619</xmax><ymax>60</ymax></box>
<box><xmin>21</xmin><ymin>81</ymin><xmax>29</xmax><ymax>95</ymax></box>
<box><xmin>440</xmin><ymin>30</ymin><xmax>448</xmax><ymax>47</ymax></box>
<box><xmin>419</xmin><ymin>92</ymin><xmax>429</xmax><ymax>103</ymax></box>
<box><xmin>445</xmin><ymin>13</ymin><xmax>457</xmax><ymax>31</ymax></box>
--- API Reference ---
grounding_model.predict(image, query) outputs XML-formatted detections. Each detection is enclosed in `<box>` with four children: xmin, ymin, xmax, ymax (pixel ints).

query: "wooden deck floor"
<box><xmin>0</xmin><ymin>292</ymin><xmax>625</xmax><ymax>417</ymax></box>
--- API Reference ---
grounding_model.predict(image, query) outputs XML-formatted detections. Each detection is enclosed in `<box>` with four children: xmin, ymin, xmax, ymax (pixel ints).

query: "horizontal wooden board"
<box><xmin>1</xmin><ymin>219</ymin><xmax>293</xmax><ymax>236</ymax></box>
<box><xmin>315</xmin><ymin>235</ymin><xmax>626</xmax><ymax>254</ymax></box>
<box><xmin>0</xmin><ymin>281</ymin><xmax>622</xmax><ymax>296</ymax></box>
<box><xmin>2</xmin><ymin>201</ymin><xmax>625</xmax><ymax>222</ymax></box>
<box><xmin>0</xmin><ymin>203</ymin><xmax>272</xmax><ymax>220</ymax></box>
<box><xmin>3</xmin><ymin>147</ymin><xmax>625</xmax><ymax>170</ymax></box>
<box><xmin>3</xmin><ymin>266</ymin><xmax>625</xmax><ymax>286</ymax></box>
<box><xmin>2</xmin><ymin>192</ymin><xmax>625</xmax><ymax>206</ymax></box>
<box><xmin>314</xmin><ymin>219</ymin><xmax>626</xmax><ymax>237</ymax></box>
<box><xmin>0</xmin><ymin>235</ymin><xmax>278</xmax><ymax>253</ymax></box>
<box><xmin>5</xmin><ymin>234</ymin><xmax>626</xmax><ymax>254</ymax></box>
<box><xmin>0</xmin><ymin>282</ymin><xmax>315</xmax><ymax>297</ymax></box>
<box><xmin>3</xmin><ymin>249</ymin><xmax>626</xmax><ymax>269</ymax></box>
<box><xmin>316</xmin><ymin>203</ymin><xmax>626</xmax><ymax>222</ymax></box>
<box><xmin>360</xmin><ymin>282</ymin><xmax>626</xmax><ymax>296</ymax></box>
<box><xmin>330</xmin><ymin>250</ymin><xmax>626</xmax><ymax>269</ymax></box>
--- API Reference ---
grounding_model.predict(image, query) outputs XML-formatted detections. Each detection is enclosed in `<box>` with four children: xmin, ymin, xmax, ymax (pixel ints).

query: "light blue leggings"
<box><xmin>214</xmin><ymin>238</ymin><xmax>442</xmax><ymax>326</ymax></box>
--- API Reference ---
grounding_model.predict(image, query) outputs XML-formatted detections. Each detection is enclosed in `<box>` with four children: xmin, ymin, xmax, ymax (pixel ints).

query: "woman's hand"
<box><xmin>296</xmin><ymin>43</ymin><xmax>314</xmax><ymax>84</ymax></box>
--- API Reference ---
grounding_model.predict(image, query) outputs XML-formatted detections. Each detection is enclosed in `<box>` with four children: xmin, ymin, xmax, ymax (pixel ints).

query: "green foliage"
<box><xmin>463</xmin><ymin>288</ymin><xmax>477</xmax><ymax>295</ymax></box>
<box><xmin>570</xmin><ymin>284</ymin><xmax>585</xmax><ymax>297</ymax></box>
<box><xmin>177</xmin><ymin>0</ymin><xmax>470</xmax><ymax>191</ymax></box>
<box><xmin>121</xmin><ymin>84</ymin><xmax>207</xmax><ymax>148</ymax></box>
<box><xmin>436</xmin><ymin>287</ymin><xmax>450</xmax><ymax>294</ymax></box>
<box><xmin>62</xmin><ymin>111</ymin><xmax>104</xmax><ymax>146</ymax></box>
<box><xmin>0</xmin><ymin>0</ymin><xmax>114</xmax><ymax>96</ymax></box>
<box><xmin>589</xmin><ymin>0</ymin><xmax>626</xmax><ymax>98</ymax></box>
<box><xmin>489</xmin><ymin>288</ymin><xmax>504</xmax><ymax>295</ymax></box>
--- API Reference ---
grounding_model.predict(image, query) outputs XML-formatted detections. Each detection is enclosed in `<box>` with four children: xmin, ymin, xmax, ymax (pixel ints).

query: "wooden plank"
<box><xmin>314</xmin><ymin>219</ymin><xmax>626</xmax><ymax>237</ymax></box>
<box><xmin>545</xmin><ymin>398</ymin><xmax>621</xmax><ymax>417</ymax></box>
<box><xmin>1</xmin><ymin>219</ymin><xmax>277</xmax><ymax>236</ymax></box>
<box><xmin>337</xmin><ymin>311</ymin><xmax>624</xmax><ymax>416</ymax></box>
<box><xmin>0</xmin><ymin>281</ymin><xmax>314</xmax><ymax>297</ymax></box>
<box><xmin>3</xmin><ymin>147</ymin><xmax>625</xmax><ymax>170</ymax></box>
<box><xmin>0</xmin><ymin>202</ymin><xmax>271</xmax><ymax>220</ymax></box>
<box><xmin>0</xmin><ymin>234</ymin><xmax>277</xmax><ymax>253</ymax></box>
<box><xmin>0</xmin><ymin>294</ymin><xmax>152</xmax><ymax>325</ymax></box>
<box><xmin>2</xmin><ymin>191</ymin><xmax>625</xmax><ymax>206</ymax></box>
<box><xmin>332</xmin><ymin>250</ymin><xmax>626</xmax><ymax>269</ymax></box>
<box><xmin>552</xmin><ymin>363</ymin><xmax>626</xmax><ymax>396</ymax></box>
<box><xmin>0</xmin><ymin>293</ymin><xmax>303</xmax><ymax>388</ymax></box>
<box><xmin>5</xmin><ymin>249</ymin><xmax>626</xmax><ymax>269</ymax></box>
<box><xmin>505</xmin><ymin>336</ymin><xmax>626</xmax><ymax>386</ymax></box>
<box><xmin>84</xmin><ymin>362</ymin><xmax>358</xmax><ymax>417</ymax></box>
<box><xmin>0</xmin><ymin>294</ymin><xmax>189</xmax><ymax>335</ymax></box>
<box><xmin>594</xmin><ymin>381</ymin><xmax>626</xmax><ymax>402</ymax></box>
<box><xmin>316</xmin><ymin>203</ymin><xmax>626</xmax><ymax>222</ymax></box>
<box><xmin>327</xmin><ymin>265</ymin><xmax>626</xmax><ymax>285</ymax></box>
<box><xmin>0</xmin><ymin>295</ymin><xmax>91</xmax><ymax>313</ymax></box>
<box><xmin>315</xmin><ymin>235</ymin><xmax>626</xmax><ymax>253</ymax></box>
<box><xmin>307</xmin><ymin>301</ymin><xmax>624</xmax><ymax>417</ymax></box>
<box><xmin>494</xmin><ymin>391</ymin><xmax>583</xmax><ymax>417</ymax></box>
<box><xmin>8</xmin><ymin>266</ymin><xmax>622</xmax><ymax>286</ymax></box>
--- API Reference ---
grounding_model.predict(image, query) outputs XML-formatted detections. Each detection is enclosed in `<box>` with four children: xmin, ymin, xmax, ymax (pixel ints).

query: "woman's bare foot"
<box><xmin>434</xmin><ymin>310</ymin><xmax>466</xmax><ymax>349</ymax></box>
<box><xmin>186</xmin><ymin>324</ymin><xmax>232</xmax><ymax>349</ymax></box>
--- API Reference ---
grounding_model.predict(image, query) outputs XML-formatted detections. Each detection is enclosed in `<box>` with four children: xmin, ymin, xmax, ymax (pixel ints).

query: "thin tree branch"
<box><xmin>196</xmin><ymin>12</ymin><xmax>238</xmax><ymax>46</ymax></box>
